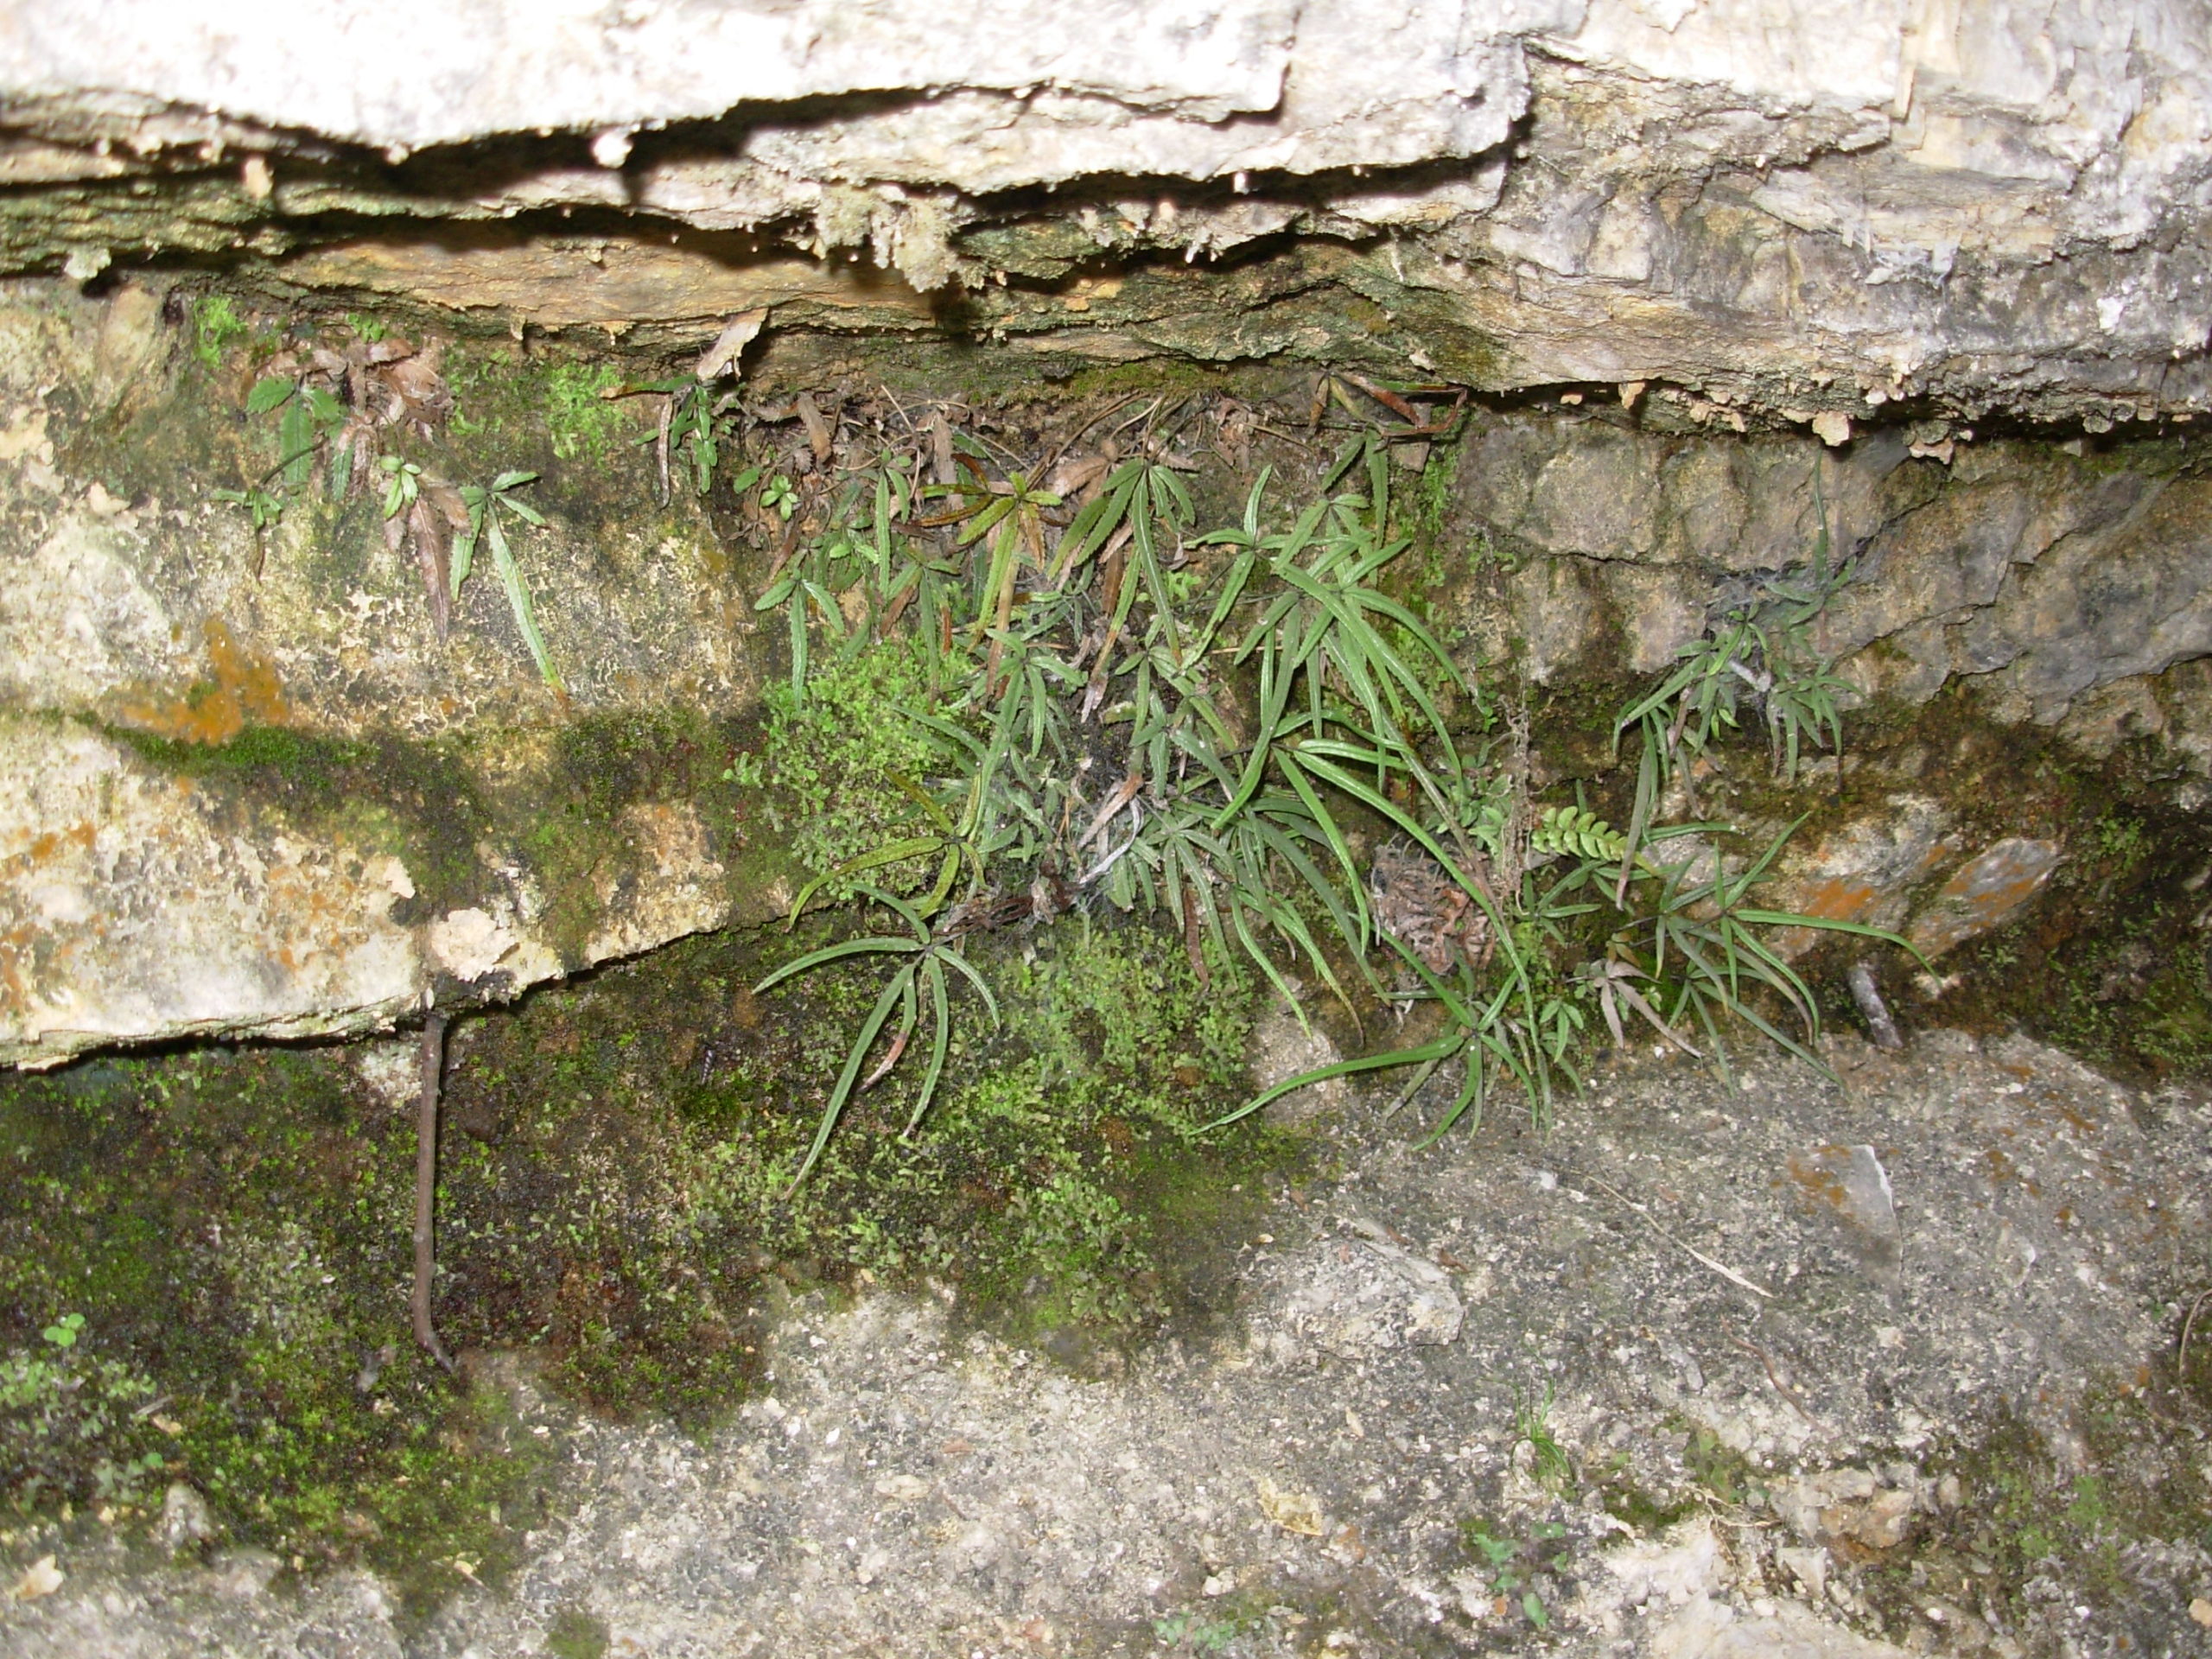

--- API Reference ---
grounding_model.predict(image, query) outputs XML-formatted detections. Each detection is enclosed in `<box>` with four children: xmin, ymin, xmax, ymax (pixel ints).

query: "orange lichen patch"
<box><xmin>112</xmin><ymin>619</ymin><xmax>289</xmax><ymax>745</ymax></box>
<box><xmin>1908</xmin><ymin>838</ymin><xmax>2063</xmax><ymax>957</ymax></box>
<box><xmin>1787</xmin><ymin>1145</ymin><xmax>1855</xmax><ymax>1212</ymax></box>
<box><xmin>1766</xmin><ymin>874</ymin><xmax>1888</xmax><ymax>958</ymax></box>
<box><xmin>0</xmin><ymin>921</ymin><xmax>35</xmax><ymax>1010</ymax></box>
<box><xmin>8</xmin><ymin>821</ymin><xmax>96</xmax><ymax>865</ymax></box>
<box><xmin>1792</xmin><ymin>875</ymin><xmax>1881</xmax><ymax>923</ymax></box>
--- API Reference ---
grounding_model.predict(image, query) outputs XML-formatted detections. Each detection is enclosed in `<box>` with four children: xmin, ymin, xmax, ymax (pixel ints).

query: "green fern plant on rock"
<box><xmin>740</xmin><ymin>408</ymin><xmax>1906</xmax><ymax>1172</ymax></box>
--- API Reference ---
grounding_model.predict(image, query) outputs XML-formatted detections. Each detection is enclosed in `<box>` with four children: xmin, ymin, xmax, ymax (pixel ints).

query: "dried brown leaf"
<box><xmin>407</xmin><ymin>494</ymin><xmax>453</xmax><ymax>640</ymax></box>
<box><xmin>695</xmin><ymin>307</ymin><xmax>766</xmax><ymax>381</ymax></box>
<box><xmin>794</xmin><ymin>391</ymin><xmax>833</xmax><ymax>465</ymax></box>
<box><xmin>1046</xmin><ymin>452</ymin><xmax>1109</xmax><ymax>501</ymax></box>
<box><xmin>383</xmin><ymin>343</ymin><xmax>450</xmax><ymax>434</ymax></box>
<box><xmin>1256</xmin><ymin>1476</ymin><xmax>1325</xmax><ymax>1537</ymax></box>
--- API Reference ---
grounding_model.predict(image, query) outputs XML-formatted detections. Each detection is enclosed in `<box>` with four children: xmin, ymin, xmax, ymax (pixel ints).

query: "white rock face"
<box><xmin>0</xmin><ymin>717</ymin><xmax>423</xmax><ymax>1065</ymax></box>
<box><xmin>0</xmin><ymin>0</ymin><xmax>1303</xmax><ymax>148</ymax></box>
<box><xmin>2</xmin><ymin>0</ymin><xmax>2208</xmax><ymax>412</ymax></box>
<box><xmin>0</xmin><ymin>714</ymin><xmax>745</xmax><ymax>1066</ymax></box>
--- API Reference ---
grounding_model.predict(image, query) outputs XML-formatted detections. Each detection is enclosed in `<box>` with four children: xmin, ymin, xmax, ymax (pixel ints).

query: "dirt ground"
<box><xmin>3</xmin><ymin>1023</ymin><xmax>2210</xmax><ymax>1659</ymax></box>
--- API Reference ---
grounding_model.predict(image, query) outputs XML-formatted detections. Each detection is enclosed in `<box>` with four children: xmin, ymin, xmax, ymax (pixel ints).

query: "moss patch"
<box><xmin>745</xmin><ymin>639</ymin><xmax>946</xmax><ymax>899</ymax></box>
<box><xmin>425</xmin><ymin>909</ymin><xmax>1291</xmax><ymax>1416</ymax></box>
<box><xmin>1863</xmin><ymin>1388</ymin><xmax>2212</xmax><ymax>1650</ymax></box>
<box><xmin>0</xmin><ymin>893</ymin><xmax>1290</xmax><ymax>1543</ymax></box>
<box><xmin>442</xmin><ymin>343</ymin><xmax>655</xmax><ymax>504</ymax></box>
<box><xmin>0</xmin><ymin>1047</ymin><xmax>555</xmax><ymax>1609</ymax></box>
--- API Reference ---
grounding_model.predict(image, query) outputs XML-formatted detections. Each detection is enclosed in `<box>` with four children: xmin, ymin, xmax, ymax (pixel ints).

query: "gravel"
<box><xmin>5</xmin><ymin>1026</ymin><xmax>2209</xmax><ymax>1658</ymax></box>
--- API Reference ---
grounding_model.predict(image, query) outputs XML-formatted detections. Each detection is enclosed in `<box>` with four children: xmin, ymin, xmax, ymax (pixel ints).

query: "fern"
<box><xmin>741</xmin><ymin>413</ymin><xmax>1909</xmax><ymax>1169</ymax></box>
<box><xmin>1529</xmin><ymin>805</ymin><xmax>1627</xmax><ymax>865</ymax></box>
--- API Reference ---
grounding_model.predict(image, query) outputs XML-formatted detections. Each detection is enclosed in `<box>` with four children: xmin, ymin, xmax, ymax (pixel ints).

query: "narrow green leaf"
<box><xmin>486</xmin><ymin>511</ymin><xmax>563</xmax><ymax>692</ymax></box>
<box><xmin>905</xmin><ymin>958</ymin><xmax>953</xmax><ymax>1135</ymax></box>
<box><xmin>783</xmin><ymin>836</ymin><xmax>946</xmax><ymax>924</ymax></box>
<box><xmin>448</xmin><ymin>512</ymin><xmax>480</xmax><ymax>601</ymax></box>
<box><xmin>753</xmin><ymin>936</ymin><xmax>921</xmax><ymax>992</ymax></box>
<box><xmin>786</xmin><ymin>965</ymin><xmax>915</xmax><ymax>1194</ymax></box>
<box><xmin>278</xmin><ymin>399</ymin><xmax>315</xmax><ymax>490</ymax></box>
<box><xmin>1211</xmin><ymin>1033</ymin><xmax>1464</xmax><ymax>1129</ymax></box>
<box><xmin>932</xmin><ymin>944</ymin><xmax>1001</xmax><ymax>1027</ymax></box>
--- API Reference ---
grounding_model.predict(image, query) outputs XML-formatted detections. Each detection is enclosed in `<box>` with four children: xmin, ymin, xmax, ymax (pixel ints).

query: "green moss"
<box><xmin>1677</xmin><ymin>1421</ymin><xmax>1761</xmax><ymax>1507</ymax></box>
<box><xmin>999</xmin><ymin>919</ymin><xmax>1256</xmax><ymax>1124</ymax></box>
<box><xmin>111</xmin><ymin>723</ymin><xmax>371</xmax><ymax>799</ymax></box>
<box><xmin>378</xmin><ymin>906</ymin><xmax>1292</xmax><ymax>1416</ymax></box>
<box><xmin>954</xmin><ymin>218</ymin><xmax>1118</xmax><ymax>280</ymax></box>
<box><xmin>547</xmin><ymin>1607</ymin><xmax>611</xmax><ymax>1659</ymax></box>
<box><xmin>192</xmin><ymin>295</ymin><xmax>249</xmax><ymax>368</ymax></box>
<box><xmin>0</xmin><ymin>1048</ymin><xmax>553</xmax><ymax>1593</ymax></box>
<box><xmin>0</xmin><ymin>1316</ymin><xmax>165</xmax><ymax>1512</ymax></box>
<box><xmin>550</xmin><ymin>707</ymin><xmax>731</xmax><ymax>825</ymax></box>
<box><xmin>1878</xmin><ymin>1390</ymin><xmax>2212</xmax><ymax>1635</ymax></box>
<box><xmin>1594</xmin><ymin>1472</ymin><xmax>1695</xmax><ymax>1534</ymax></box>
<box><xmin>754</xmin><ymin>641</ymin><xmax>944</xmax><ymax>897</ymax></box>
<box><xmin>444</xmin><ymin>346</ymin><xmax>639</xmax><ymax>469</ymax></box>
<box><xmin>539</xmin><ymin>362</ymin><xmax>632</xmax><ymax>461</ymax></box>
<box><xmin>101</xmin><ymin>706</ymin><xmax>807</xmax><ymax>965</ymax></box>
<box><xmin>1921</xmin><ymin>753</ymin><xmax>2212</xmax><ymax>1080</ymax></box>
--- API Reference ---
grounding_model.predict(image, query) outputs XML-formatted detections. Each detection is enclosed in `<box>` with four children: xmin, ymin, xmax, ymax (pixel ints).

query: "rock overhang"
<box><xmin>0</xmin><ymin>0</ymin><xmax>2202</xmax><ymax>426</ymax></box>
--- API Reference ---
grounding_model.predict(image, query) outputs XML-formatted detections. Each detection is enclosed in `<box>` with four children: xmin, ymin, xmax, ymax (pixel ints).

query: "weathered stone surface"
<box><xmin>1649</xmin><ymin>1593</ymin><xmax>1916</xmax><ymax>1658</ymax></box>
<box><xmin>1906</xmin><ymin>836</ymin><xmax>2064</xmax><ymax>957</ymax></box>
<box><xmin>0</xmin><ymin>708</ymin><xmax>772</xmax><ymax>1067</ymax></box>
<box><xmin>0</xmin><ymin>0</ymin><xmax>2204</xmax><ymax>419</ymax></box>
<box><xmin>0</xmin><ymin>285</ymin><xmax>765</xmax><ymax>739</ymax></box>
<box><xmin>274</xmin><ymin>239</ymin><xmax>939</xmax><ymax>342</ymax></box>
<box><xmin>0</xmin><ymin>0</ymin><xmax>1307</xmax><ymax>152</ymax></box>
<box><xmin>1249</xmin><ymin>1220</ymin><xmax>1467</xmax><ymax>1362</ymax></box>
<box><xmin>1761</xmin><ymin>798</ymin><xmax>1956</xmax><ymax>960</ymax></box>
<box><xmin>0</xmin><ymin>283</ymin><xmax>800</xmax><ymax>1065</ymax></box>
<box><xmin>1454</xmin><ymin>408</ymin><xmax>2212</xmax><ymax>740</ymax></box>
<box><xmin>0</xmin><ymin>715</ymin><xmax>421</xmax><ymax>1065</ymax></box>
<box><xmin>0</xmin><ymin>270</ymin><xmax>2199</xmax><ymax>1066</ymax></box>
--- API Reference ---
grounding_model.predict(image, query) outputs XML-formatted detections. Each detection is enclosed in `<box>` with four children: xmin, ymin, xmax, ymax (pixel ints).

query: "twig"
<box><xmin>1570</xmin><ymin>1169</ymin><xmax>1774</xmax><ymax>1300</ymax></box>
<box><xmin>1847</xmin><ymin>959</ymin><xmax>1904</xmax><ymax>1050</ymax></box>
<box><xmin>413</xmin><ymin>1011</ymin><xmax>457</xmax><ymax>1374</ymax></box>
<box><xmin>1727</xmin><ymin>1322</ymin><xmax>1827</xmax><ymax>1430</ymax></box>
<box><xmin>2181</xmin><ymin>1287</ymin><xmax>2212</xmax><ymax>1372</ymax></box>
<box><xmin>654</xmin><ymin>393</ymin><xmax>673</xmax><ymax>505</ymax></box>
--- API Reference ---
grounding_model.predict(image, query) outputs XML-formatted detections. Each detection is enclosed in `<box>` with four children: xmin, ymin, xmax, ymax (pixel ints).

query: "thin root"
<box><xmin>413</xmin><ymin>1011</ymin><xmax>457</xmax><ymax>1375</ymax></box>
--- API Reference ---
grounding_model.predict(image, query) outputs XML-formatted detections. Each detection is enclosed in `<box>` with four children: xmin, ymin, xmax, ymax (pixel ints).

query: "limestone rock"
<box><xmin>1771</xmin><ymin>1465</ymin><xmax>1932</xmax><ymax>1551</ymax></box>
<box><xmin>157</xmin><ymin>1484</ymin><xmax>215</xmax><ymax>1557</ymax></box>
<box><xmin>1761</xmin><ymin>798</ymin><xmax>1955</xmax><ymax>960</ymax></box>
<box><xmin>1249</xmin><ymin>1220</ymin><xmax>1465</xmax><ymax>1363</ymax></box>
<box><xmin>1907</xmin><ymin>837</ymin><xmax>2064</xmax><ymax>958</ymax></box>
<box><xmin>0</xmin><ymin>715</ymin><xmax>422</xmax><ymax>1066</ymax></box>
<box><xmin>1249</xmin><ymin>1001</ymin><xmax>1351</xmax><ymax>1124</ymax></box>
<box><xmin>0</xmin><ymin>0</ymin><xmax>2202</xmax><ymax>417</ymax></box>
<box><xmin>1651</xmin><ymin>1596</ymin><xmax>1916</xmax><ymax>1659</ymax></box>
<box><xmin>1456</xmin><ymin>410</ymin><xmax>2212</xmax><ymax>740</ymax></box>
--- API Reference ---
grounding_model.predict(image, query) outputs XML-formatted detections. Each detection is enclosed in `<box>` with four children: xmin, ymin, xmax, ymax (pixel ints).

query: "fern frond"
<box><xmin>1529</xmin><ymin>805</ymin><xmax>1629</xmax><ymax>865</ymax></box>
